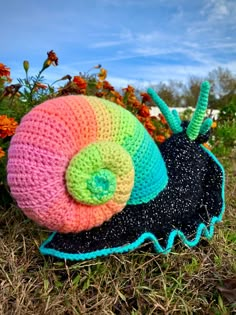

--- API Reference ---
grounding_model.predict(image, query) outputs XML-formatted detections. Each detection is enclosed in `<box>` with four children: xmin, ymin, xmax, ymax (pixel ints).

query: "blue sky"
<box><xmin>2</xmin><ymin>0</ymin><xmax>236</xmax><ymax>88</ymax></box>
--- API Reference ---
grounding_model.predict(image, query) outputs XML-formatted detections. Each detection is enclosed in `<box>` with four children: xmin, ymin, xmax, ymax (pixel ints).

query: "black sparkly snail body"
<box><xmin>7</xmin><ymin>81</ymin><xmax>225</xmax><ymax>260</ymax></box>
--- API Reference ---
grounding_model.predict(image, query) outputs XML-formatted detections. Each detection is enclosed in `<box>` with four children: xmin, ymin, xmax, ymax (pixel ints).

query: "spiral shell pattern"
<box><xmin>7</xmin><ymin>95</ymin><xmax>168</xmax><ymax>233</ymax></box>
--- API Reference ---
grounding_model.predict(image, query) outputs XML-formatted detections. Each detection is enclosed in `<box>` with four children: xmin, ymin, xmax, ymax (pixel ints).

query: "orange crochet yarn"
<box><xmin>7</xmin><ymin>95</ymin><xmax>166</xmax><ymax>232</ymax></box>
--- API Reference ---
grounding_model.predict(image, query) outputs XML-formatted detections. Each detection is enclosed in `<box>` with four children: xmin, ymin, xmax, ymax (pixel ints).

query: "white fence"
<box><xmin>150</xmin><ymin>107</ymin><xmax>220</xmax><ymax>120</ymax></box>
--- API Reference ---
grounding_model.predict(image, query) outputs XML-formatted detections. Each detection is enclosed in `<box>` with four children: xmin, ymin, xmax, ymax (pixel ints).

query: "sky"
<box><xmin>2</xmin><ymin>0</ymin><xmax>236</xmax><ymax>89</ymax></box>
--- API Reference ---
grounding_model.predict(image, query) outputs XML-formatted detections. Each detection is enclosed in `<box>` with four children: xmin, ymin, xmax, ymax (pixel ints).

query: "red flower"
<box><xmin>73</xmin><ymin>76</ymin><xmax>87</xmax><ymax>90</ymax></box>
<box><xmin>0</xmin><ymin>115</ymin><xmax>18</xmax><ymax>138</ymax></box>
<box><xmin>132</xmin><ymin>100</ymin><xmax>142</xmax><ymax>109</ymax></box>
<box><xmin>47</xmin><ymin>50</ymin><xmax>59</xmax><ymax>66</ymax></box>
<box><xmin>155</xmin><ymin>135</ymin><xmax>166</xmax><ymax>143</ymax></box>
<box><xmin>140</xmin><ymin>92</ymin><xmax>152</xmax><ymax>103</ymax></box>
<box><xmin>0</xmin><ymin>63</ymin><xmax>11</xmax><ymax>77</ymax></box>
<box><xmin>0</xmin><ymin>63</ymin><xmax>12</xmax><ymax>82</ymax></box>
<box><xmin>103</xmin><ymin>80</ymin><xmax>114</xmax><ymax>91</ymax></box>
<box><xmin>43</xmin><ymin>50</ymin><xmax>59</xmax><ymax>69</ymax></box>
<box><xmin>0</xmin><ymin>147</ymin><xmax>5</xmax><ymax>158</ymax></box>
<box><xmin>145</xmin><ymin>119</ymin><xmax>156</xmax><ymax>131</ymax></box>
<box><xmin>35</xmin><ymin>82</ymin><xmax>48</xmax><ymax>90</ymax></box>
<box><xmin>122</xmin><ymin>85</ymin><xmax>135</xmax><ymax>94</ymax></box>
<box><xmin>159</xmin><ymin>113</ymin><xmax>167</xmax><ymax>125</ymax></box>
<box><xmin>139</xmin><ymin>105</ymin><xmax>150</xmax><ymax>118</ymax></box>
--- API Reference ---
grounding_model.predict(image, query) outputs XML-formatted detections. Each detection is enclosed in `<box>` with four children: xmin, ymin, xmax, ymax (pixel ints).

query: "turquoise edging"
<box><xmin>40</xmin><ymin>148</ymin><xmax>225</xmax><ymax>261</ymax></box>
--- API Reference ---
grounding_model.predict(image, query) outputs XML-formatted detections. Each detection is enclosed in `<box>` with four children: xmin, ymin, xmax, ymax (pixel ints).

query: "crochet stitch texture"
<box><xmin>7</xmin><ymin>82</ymin><xmax>225</xmax><ymax>261</ymax></box>
<box><xmin>7</xmin><ymin>95</ymin><xmax>168</xmax><ymax>233</ymax></box>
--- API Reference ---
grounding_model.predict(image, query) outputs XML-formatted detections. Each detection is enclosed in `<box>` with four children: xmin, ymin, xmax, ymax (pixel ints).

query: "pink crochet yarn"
<box><xmin>7</xmin><ymin>95</ymin><xmax>136</xmax><ymax>232</ymax></box>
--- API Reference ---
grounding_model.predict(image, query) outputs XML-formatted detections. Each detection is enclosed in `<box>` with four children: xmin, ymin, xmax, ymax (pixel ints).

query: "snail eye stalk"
<box><xmin>186</xmin><ymin>81</ymin><xmax>211</xmax><ymax>141</ymax></box>
<box><xmin>172</xmin><ymin>109</ymin><xmax>182</xmax><ymax>126</ymax></box>
<box><xmin>147</xmin><ymin>88</ymin><xmax>183</xmax><ymax>134</ymax></box>
<box><xmin>200</xmin><ymin>117</ymin><xmax>213</xmax><ymax>135</ymax></box>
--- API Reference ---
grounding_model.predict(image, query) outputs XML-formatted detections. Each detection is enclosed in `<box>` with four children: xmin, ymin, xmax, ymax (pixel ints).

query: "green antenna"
<box><xmin>200</xmin><ymin>117</ymin><xmax>213</xmax><ymax>135</ymax></box>
<box><xmin>147</xmin><ymin>88</ymin><xmax>183</xmax><ymax>134</ymax></box>
<box><xmin>172</xmin><ymin>109</ymin><xmax>182</xmax><ymax>126</ymax></box>
<box><xmin>186</xmin><ymin>81</ymin><xmax>211</xmax><ymax>141</ymax></box>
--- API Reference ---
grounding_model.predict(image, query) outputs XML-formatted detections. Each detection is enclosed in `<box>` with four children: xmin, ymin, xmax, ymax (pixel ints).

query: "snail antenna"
<box><xmin>200</xmin><ymin>117</ymin><xmax>213</xmax><ymax>135</ymax></box>
<box><xmin>147</xmin><ymin>88</ymin><xmax>183</xmax><ymax>134</ymax></box>
<box><xmin>172</xmin><ymin>109</ymin><xmax>182</xmax><ymax>126</ymax></box>
<box><xmin>186</xmin><ymin>81</ymin><xmax>211</xmax><ymax>141</ymax></box>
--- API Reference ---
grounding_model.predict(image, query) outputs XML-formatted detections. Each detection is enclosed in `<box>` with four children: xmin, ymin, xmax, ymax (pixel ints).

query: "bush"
<box><xmin>211</xmin><ymin>120</ymin><xmax>236</xmax><ymax>157</ymax></box>
<box><xmin>218</xmin><ymin>96</ymin><xmax>236</xmax><ymax>122</ymax></box>
<box><xmin>0</xmin><ymin>52</ymin><xmax>171</xmax><ymax>204</ymax></box>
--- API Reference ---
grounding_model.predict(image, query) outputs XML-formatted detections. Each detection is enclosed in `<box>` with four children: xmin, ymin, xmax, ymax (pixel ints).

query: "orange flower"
<box><xmin>144</xmin><ymin>119</ymin><xmax>156</xmax><ymax>131</ymax></box>
<box><xmin>211</xmin><ymin>121</ymin><xmax>217</xmax><ymax>128</ymax></box>
<box><xmin>57</xmin><ymin>76</ymin><xmax>87</xmax><ymax>96</ymax></box>
<box><xmin>127</xmin><ymin>94</ymin><xmax>137</xmax><ymax>104</ymax></box>
<box><xmin>147</xmin><ymin>129</ymin><xmax>154</xmax><ymax>137</ymax></box>
<box><xmin>115</xmin><ymin>98</ymin><xmax>125</xmax><ymax>107</ymax></box>
<box><xmin>43</xmin><ymin>50</ymin><xmax>59</xmax><ymax>69</ymax></box>
<box><xmin>131</xmin><ymin>100</ymin><xmax>142</xmax><ymax>109</ymax></box>
<box><xmin>0</xmin><ymin>147</ymin><xmax>5</xmax><ymax>158</ymax></box>
<box><xmin>139</xmin><ymin>105</ymin><xmax>150</xmax><ymax>118</ymax></box>
<box><xmin>47</xmin><ymin>50</ymin><xmax>59</xmax><ymax>66</ymax></box>
<box><xmin>159</xmin><ymin>113</ymin><xmax>167</xmax><ymax>125</ymax></box>
<box><xmin>35</xmin><ymin>82</ymin><xmax>48</xmax><ymax>90</ymax></box>
<box><xmin>3</xmin><ymin>84</ymin><xmax>21</xmax><ymax>97</ymax></box>
<box><xmin>103</xmin><ymin>80</ymin><xmax>114</xmax><ymax>91</ymax></box>
<box><xmin>122</xmin><ymin>85</ymin><xmax>135</xmax><ymax>94</ymax></box>
<box><xmin>98</xmin><ymin>68</ymin><xmax>107</xmax><ymax>81</ymax></box>
<box><xmin>109</xmin><ymin>91</ymin><xmax>125</xmax><ymax>106</ymax></box>
<box><xmin>73</xmin><ymin>76</ymin><xmax>87</xmax><ymax>90</ymax></box>
<box><xmin>0</xmin><ymin>63</ymin><xmax>12</xmax><ymax>82</ymax></box>
<box><xmin>155</xmin><ymin>135</ymin><xmax>166</xmax><ymax>143</ymax></box>
<box><xmin>0</xmin><ymin>63</ymin><xmax>11</xmax><ymax>77</ymax></box>
<box><xmin>136</xmin><ymin>115</ymin><xmax>144</xmax><ymax>122</ymax></box>
<box><xmin>0</xmin><ymin>115</ymin><xmax>18</xmax><ymax>138</ymax></box>
<box><xmin>140</xmin><ymin>92</ymin><xmax>152</xmax><ymax>103</ymax></box>
<box><xmin>95</xmin><ymin>91</ymin><xmax>105</xmax><ymax>98</ymax></box>
<box><xmin>122</xmin><ymin>85</ymin><xmax>139</xmax><ymax>107</ymax></box>
<box><xmin>96</xmin><ymin>81</ymin><xmax>103</xmax><ymax>89</ymax></box>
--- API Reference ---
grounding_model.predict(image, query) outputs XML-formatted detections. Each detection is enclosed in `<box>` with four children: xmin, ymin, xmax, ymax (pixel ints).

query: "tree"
<box><xmin>207</xmin><ymin>67</ymin><xmax>236</xmax><ymax>96</ymax></box>
<box><xmin>182</xmin><ymin>76</ymin><xmax>203</xmax><ymax>108</ymax></box>
<box><xmin>206</xmin><ymin>67</ymin><xmax>236</xmax><ymax>110</ymax></box>
<box><xmin>151</xmin><ymin>80</ymin><xmax>184</xmax><ymax>107</ymax></box>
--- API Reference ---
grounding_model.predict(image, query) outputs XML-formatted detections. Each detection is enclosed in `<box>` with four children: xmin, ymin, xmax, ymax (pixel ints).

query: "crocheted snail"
<box><xmin>7</xmin><ymin>81</ymin><xmax>225</xmax><ymax>261</ymax></box>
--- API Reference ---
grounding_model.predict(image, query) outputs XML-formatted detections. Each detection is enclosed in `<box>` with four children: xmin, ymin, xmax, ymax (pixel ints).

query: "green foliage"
<box><xmin>180</xmin><ymin>108</ymin><xmax>194</xmax><ymax>121</ymax></box>
<box><xmin>0</xmin><ymin>159</ymin><xmax>236</xmax><ymax>313</ymax></box>
<box><xmin>1</xmin><ymin>57</ymin><xmax>236</xmax><ymax>314</ymax></box>
<box><xmin>211</xmin><ymin>120</ymin><xmax>236</xmax><ymax>157</ymax></box>
<box><xmin>0</xmin><ymin>56</ymin><xmax>59</xmax><ymax>203</ymax></box>
<box><xmin>219</xmin><ymin>96</ymin><xmax>236</xmax><ymax>121</ymax></box>
<box><xmin>84</xmin><ymin>76</ymin><xmax>98</xmax><ymax>96</ymax></box>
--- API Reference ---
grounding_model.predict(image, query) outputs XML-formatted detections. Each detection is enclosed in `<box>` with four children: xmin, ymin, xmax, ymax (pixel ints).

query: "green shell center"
<box><xmin>66</xmin><ymin>158</ymin><xmax>117</xmax><ymax>205</ymax></box>
<box><xmin>86</xmin><ymin>169</ymin><xmax>117</xmax><ymax>203</ymax></box>
<box><xmin>65</xmin><ymin>141</ymin><xmax>135</xmax><ymax>206</ymax></box>
<box><xmin>65</xmin><ymin>142</ymin><xmax>125</xmax><ymax>205</ymax></box>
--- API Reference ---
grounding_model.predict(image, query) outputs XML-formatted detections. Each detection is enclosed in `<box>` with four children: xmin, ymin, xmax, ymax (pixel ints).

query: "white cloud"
<box><xmin>201</xmin><ymin>0</ymin><xmax>236</xmax><ymax>22</ymax></box>
<box><xmin>210</xmin><ymin>0</ymin><xmax>229</xmax><ymax>19</ymax></box>
<box><xmin>90</xmin><ymin>40</ymin><xmax>125</xmax><ymax>48</ymax></box>
<box><xmin>2</xmin><ymin>0</ymin><xmax>235</xmax><ymax>91</ymax></box>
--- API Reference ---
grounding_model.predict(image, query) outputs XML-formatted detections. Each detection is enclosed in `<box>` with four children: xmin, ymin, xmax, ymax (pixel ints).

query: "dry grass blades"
<box><xmin>0</xmin><ymin>158</ymin><xmax>236</xmax><ymax>315</ymax></box>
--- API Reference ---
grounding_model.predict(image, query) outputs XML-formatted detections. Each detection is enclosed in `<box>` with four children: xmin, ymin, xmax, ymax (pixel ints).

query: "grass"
<box><xmin>0</xmin><ymin>156</ymin><xmax>236</xmax><ymax>315</ymax></box>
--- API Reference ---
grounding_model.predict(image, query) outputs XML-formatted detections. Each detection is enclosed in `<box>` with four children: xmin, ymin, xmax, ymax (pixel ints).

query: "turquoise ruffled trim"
<box><xmin>40</xmin><ymin>148</ymin><xmax>225</xmax><ymax>261</ymax></box>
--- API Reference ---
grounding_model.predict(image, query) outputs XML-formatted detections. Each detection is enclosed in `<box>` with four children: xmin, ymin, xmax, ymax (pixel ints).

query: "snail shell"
<box><xmin>7</xmin><ymin>95</ymin><xmax>168</xmax><ymax>233</ymax></box>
